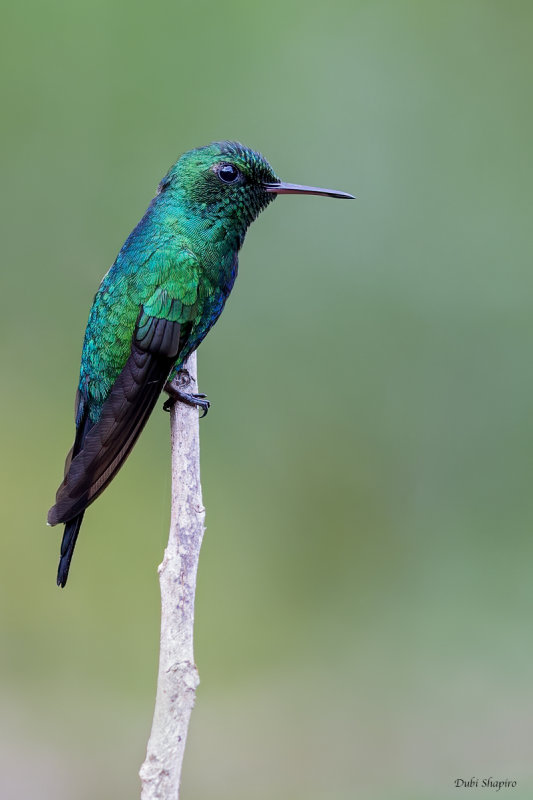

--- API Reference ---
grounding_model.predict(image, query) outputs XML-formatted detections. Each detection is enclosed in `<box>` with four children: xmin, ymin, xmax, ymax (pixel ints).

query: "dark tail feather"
<box><xmin>57</xmin><ymin>511</ymin><xmax>85</xmax><ymax>588</ymax></box>
<box><xmin>50</xmin><ymin>315</ymin><xmax>181</xmax><ymax>586</ymax></box>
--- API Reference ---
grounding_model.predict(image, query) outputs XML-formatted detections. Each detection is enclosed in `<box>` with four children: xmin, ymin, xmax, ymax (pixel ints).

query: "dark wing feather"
<box><xmin>48</xmin><ymin>313</ymin><xmax>180</xmax><ymax>526</ymax></box>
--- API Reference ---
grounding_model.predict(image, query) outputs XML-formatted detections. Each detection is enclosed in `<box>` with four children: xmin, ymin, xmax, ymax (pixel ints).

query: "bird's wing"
<box><xmin>48</xmin><ymin>274</ymin><xmax>200</xmax><ymax>526</ymax></box>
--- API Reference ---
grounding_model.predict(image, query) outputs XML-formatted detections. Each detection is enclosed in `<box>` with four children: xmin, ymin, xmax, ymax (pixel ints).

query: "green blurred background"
<box><xmin>2</xmin><ymin>1</ymin><xmax>533</xmax><ymax>798</ymax></box>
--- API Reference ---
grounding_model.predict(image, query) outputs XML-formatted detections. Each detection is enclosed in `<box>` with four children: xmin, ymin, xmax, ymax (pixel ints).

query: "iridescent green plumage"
<box><xmin>48</xmin><ymin>140</ymin><xmax>353</xmax><ymax>586</ymax></box>
<box><xmin>79</xmin><ymin>142</ymin><xmax>278</xmax><ymax>422</ymax></box>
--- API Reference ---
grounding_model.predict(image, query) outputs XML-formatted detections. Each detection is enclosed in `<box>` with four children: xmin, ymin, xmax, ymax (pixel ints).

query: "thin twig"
<box><xmin>140</xmin><ymin>352</ymin><xmax>206</xmax><ymax>800</ymax></box>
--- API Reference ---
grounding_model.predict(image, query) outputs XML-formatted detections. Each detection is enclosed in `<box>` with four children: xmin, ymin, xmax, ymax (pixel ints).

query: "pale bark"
<box><xmin>140</xmin><ymin>352</ymin><xmax>205</xmax><ymax>800</ymax></box>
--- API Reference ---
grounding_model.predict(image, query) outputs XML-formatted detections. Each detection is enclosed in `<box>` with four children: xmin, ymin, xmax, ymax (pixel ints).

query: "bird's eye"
<box><xmin>217</xmin><ymin>163</ymin><xmax>241</xmax><ymax>184</ymax></box>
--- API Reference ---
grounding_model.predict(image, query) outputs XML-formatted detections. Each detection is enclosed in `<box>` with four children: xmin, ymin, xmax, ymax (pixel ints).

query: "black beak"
<box><xmin>263</xmin><ymin>181</ymin><xmax>355</xmax><ymax>199</ymax></box>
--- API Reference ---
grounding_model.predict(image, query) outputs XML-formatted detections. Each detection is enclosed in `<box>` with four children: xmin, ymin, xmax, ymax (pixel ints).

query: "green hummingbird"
<box><xmin>48</xmin><ymin>141</ymin><xmax>354</xmax><ymax>587</ymax></box>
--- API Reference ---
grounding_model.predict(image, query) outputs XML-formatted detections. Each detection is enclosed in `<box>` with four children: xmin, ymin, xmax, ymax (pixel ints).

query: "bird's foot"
<box><xmin>163</xmin><ymin>372</ymin><xmax>210</xmax><ymax>418</ymax></box>
<box><xmin>163</xmin><ymin>390</ymin><xmax>210</xmax><ymax>417</ymax></box>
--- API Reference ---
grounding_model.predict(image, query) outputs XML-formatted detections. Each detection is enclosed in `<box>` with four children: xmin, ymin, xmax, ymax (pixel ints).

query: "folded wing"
<box><xmin>48</xmin><ymin>311</ymin><xmax>181</xmax><ymax>525</ymax></box>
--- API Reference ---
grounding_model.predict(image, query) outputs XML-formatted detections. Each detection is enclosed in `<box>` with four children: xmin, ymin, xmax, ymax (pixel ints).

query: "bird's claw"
<box><xmin>163</xmin><ymin>386</ymin><xmax>210</xmax><ymax>418</ymax></box>
<box><xmin>190</xmin><ymin>393</ymin><xmax>210</xmax><ymax>418</ymax></box>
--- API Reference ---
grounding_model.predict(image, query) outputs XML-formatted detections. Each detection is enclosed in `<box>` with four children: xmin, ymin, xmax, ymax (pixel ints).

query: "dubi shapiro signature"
<box><xmin>454</xmin><ymin>778</ymin><xmax>517</xmax><ymax>791</ymax></box>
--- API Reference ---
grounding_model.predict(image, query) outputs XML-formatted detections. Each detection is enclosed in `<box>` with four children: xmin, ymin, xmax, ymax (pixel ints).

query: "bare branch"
<box><xmin>140</xmin><ymin>352</ymin><xmax>205</xmax><ymax>800</ymax></box>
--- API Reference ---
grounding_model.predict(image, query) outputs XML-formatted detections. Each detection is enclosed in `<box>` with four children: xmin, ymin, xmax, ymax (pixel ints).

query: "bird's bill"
<box><xmin>263</xmin><ymin>181</ymin><xmax>355</xmax><ymax>199</ymax></box>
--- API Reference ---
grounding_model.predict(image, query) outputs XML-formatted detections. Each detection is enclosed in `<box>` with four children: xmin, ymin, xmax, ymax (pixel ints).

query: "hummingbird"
<box><xmin>48</xmin><ymin>141</ymin><xmax>354</xmax><ymax>587</ymax></box>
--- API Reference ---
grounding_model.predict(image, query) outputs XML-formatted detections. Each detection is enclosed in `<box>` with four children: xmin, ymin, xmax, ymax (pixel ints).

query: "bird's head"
<box><xmin>158</xmin><ymin>141</ymin><xmax>354</xmax><ymax>239</ymax></box>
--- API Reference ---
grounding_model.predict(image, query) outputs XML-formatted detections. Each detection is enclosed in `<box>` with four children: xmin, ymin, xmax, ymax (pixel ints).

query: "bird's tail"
<box><xmin>57</xmin><ymin>511</ymin><xmax>85</xmax><ymax>588</ymax></box>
